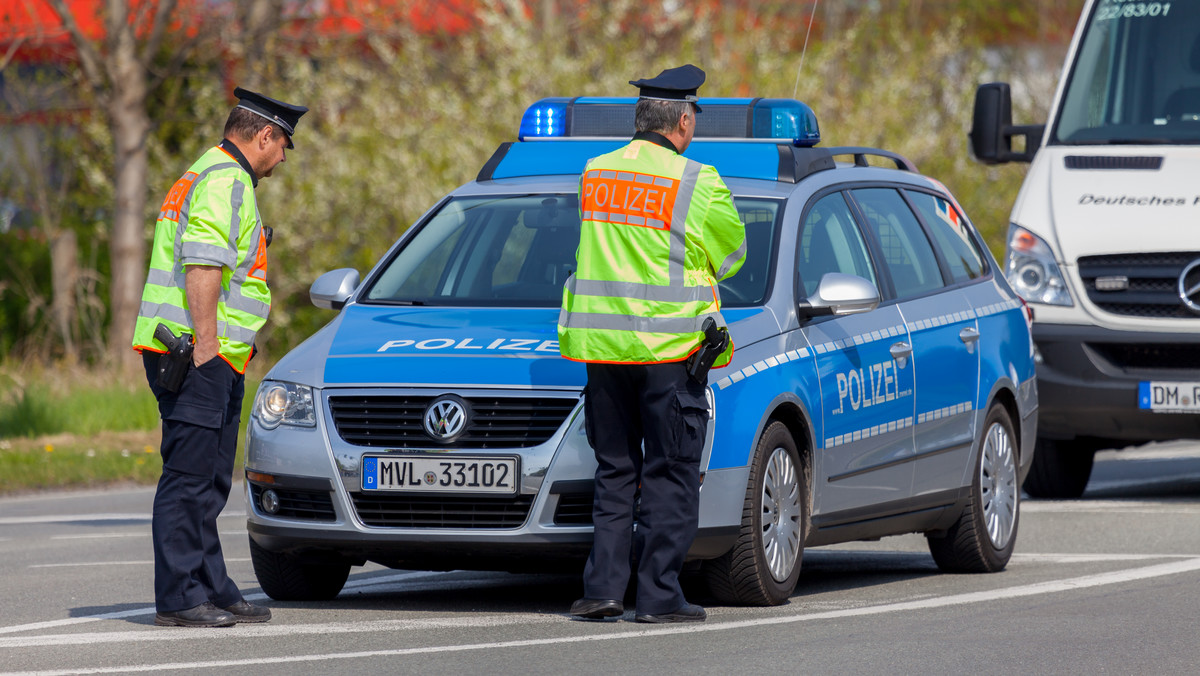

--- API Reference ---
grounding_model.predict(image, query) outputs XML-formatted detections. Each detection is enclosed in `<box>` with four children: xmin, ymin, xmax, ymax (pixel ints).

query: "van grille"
<box><xmin>328</xmin><ymin>395</ymin><xmax>578</xmax><ymax>448</ymax></box>
<box><xmin>1077</xmin><ymin>252</ymin><xmax>1200</xmax><ymax>318</ymax></box>
<box><xmin>1089</xmin><ymin>343</ymin><xmax>1200</xmax><ymax>372</ymax></box>
<box><xmin>350</xmin><ymin>493</ymin><xmax>533</xmax><ymax>528</ymax></box>
<box><xmin>1064</xmin><ymin>155</ymin><xmax>1162</xmax><ymax>170</ymax></box>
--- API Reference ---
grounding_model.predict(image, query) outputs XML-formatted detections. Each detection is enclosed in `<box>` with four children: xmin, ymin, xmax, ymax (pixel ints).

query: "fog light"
<box><xmin>260</xmin><ymin>489</ymin><xmax>281</xmax><ymax>515</ymax></box>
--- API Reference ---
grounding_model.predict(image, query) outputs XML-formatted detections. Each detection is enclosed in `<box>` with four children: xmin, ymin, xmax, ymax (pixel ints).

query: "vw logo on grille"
<box><xmin>424</xmin><ymin>395</ymin><xmax>469</xmax><ymax>442</ymax></box>
<box><xmin>1179</xmin><ymin>259</ymin><xmax>1200</xmax><ymax>315</ymax></box>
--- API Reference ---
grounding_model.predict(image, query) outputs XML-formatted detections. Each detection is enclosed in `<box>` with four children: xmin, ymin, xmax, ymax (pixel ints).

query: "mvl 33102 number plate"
<box><xmin>362</xmin><ymin>455</ymin><xmax>519</xmax><ymax>494</ymax></box>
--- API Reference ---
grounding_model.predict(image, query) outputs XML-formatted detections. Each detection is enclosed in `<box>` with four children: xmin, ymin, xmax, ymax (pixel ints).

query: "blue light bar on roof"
<box><xmin>519</xmin><ymin>98</ymin><xmax>570</xmax><ymax>139</ymax></box>
<box><xmin>753</xmin><ymin>99</ymin><xmax>821</xmax><ymax>147</ymax></box>
<box><xmin>517</xmin><ymin>97</ymin><xmax>821</xmax><ymax>146</ymax></box>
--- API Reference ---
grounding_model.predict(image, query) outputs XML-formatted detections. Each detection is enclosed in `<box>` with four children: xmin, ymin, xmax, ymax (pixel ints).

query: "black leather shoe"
<box><xmin>570</xmin><ymin>597</ymin><xmax>624</xmax><ymax>620</ymax></box>
<box><xmin>635</xmin><ymin>603</ymin><xmax>706</xmax><ymax>623</ymax></box>
<box><xmin>154</xmin><ymin>602</ymin><xmax>237</xmax><ymax>628</ymax></box>
<box><xmin>222</xmin><ymin>599</ymin><xmax>272</xmax><ymax>623</ymax></box>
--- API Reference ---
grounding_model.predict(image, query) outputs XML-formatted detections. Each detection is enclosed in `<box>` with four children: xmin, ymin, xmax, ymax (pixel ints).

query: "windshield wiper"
<box><xmin>370</xmin><ymin>299</ymin><xmax>426</xmax><ymax>306</ymax></box>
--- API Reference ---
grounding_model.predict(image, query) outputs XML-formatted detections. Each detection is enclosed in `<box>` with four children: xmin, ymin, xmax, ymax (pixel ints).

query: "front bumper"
<box><xmin>1032</xmin><ymin>322</ymin><xmax>1200</xmax><ymax>444</ymax></box>
<box><xmin>243</xmin><ymin>387</ymin><xmax>744</xmax><ymax>572</ymax></box>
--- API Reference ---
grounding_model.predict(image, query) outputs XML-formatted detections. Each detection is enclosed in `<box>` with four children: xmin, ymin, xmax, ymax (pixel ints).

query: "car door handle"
<box><xmin>959</xmin><ymin>327</ymin><xmax>980</xmax><ymax>354</ymax></box>
<box><xmin>889</xmin><ymin>341</ymin><xmax>912</xmax><ymax>369</ymax></box>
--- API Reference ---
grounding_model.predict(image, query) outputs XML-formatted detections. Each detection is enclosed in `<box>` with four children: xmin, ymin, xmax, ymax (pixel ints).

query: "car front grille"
<box><xmin>350</xmin><ymin>493</ymin><xmax>534</xmax><ymax>528</ymax></box>
<box><xmin>1078</xmin><ymin>252</ymin><xmax>1200</xmax><ymax>319</ymax></box>
<box><xmin>327</xmin><ymin>395</ymin><xmax>578</xmax><ymax>448</ymax></box>
<box><xmin>552</xmin><ymin>492</ymin><xmax>594</xmax><ymax>526</ymax></box>
<box><xmin>249</xmin><ymin>485</ymin><xmax>336</xmax><ymax>522</ymax></box>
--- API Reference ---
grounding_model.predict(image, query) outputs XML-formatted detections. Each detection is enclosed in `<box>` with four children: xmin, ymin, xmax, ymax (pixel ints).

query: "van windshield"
<box><xmin>363</xmin><ymin>194</ymin><xmax>779</xmax><ymax>308</ymax></box>
<box><xmin>1053</xmin><ymin>0</ymin><xmax>1200</xmax><ymax>145</ymax></box>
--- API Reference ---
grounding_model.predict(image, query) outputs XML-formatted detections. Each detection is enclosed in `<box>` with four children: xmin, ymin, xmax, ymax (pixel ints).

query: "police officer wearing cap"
<box><xmin>559</xmin><ymin>65</ymin><xmax>746</xmax><ymax>623</ymax></box>
<box><xmin>132</xmin><ymin>87</ymin><xmax>307</xmax><ymax>627</ymax></box>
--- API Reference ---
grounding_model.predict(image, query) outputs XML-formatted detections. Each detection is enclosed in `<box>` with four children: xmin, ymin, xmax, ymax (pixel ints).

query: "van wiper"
<box><xmin>1064</xmin><ymin>138</ymin><xmax>1172</xmax><ymax>146</ymax></box>
<box><xmin>1105</xmin><ymin>138</ymin><xmax>1173</xmax><ymax>145</ymax></box>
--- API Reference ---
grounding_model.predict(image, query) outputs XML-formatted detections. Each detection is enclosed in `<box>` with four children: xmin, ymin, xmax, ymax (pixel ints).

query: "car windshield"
<box><xmin>362</xmin><ymin>193</ymin><xmax>780</xmax><ymax>308</ymax></box>
<box><xmin>1053</xmin><ymin>0</ymin><xmax>1200</xmax><ymax>145</ymax></box>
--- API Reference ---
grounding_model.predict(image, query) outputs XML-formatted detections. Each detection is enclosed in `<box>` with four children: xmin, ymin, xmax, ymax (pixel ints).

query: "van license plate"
<box><xmin>1138</xmin><ymin>382</ymin><xmax>1200</xmax><ymax>413</ymax></box>
<box><xmin>361</xmin><ymin>456</ymin><xmax>518</xmax><ymax>494</ymax></box>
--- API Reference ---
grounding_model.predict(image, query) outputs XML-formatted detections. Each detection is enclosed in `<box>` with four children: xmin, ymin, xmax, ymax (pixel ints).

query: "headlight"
<box><xmin>1004</xmin><ymin>224</ymin><xmax>1073</xmax><ymax>306</ymax></box>
<box><xmin>254</xmin><ymin>381</ymin><xmax>317</xmax><ymax>429</ymax></box>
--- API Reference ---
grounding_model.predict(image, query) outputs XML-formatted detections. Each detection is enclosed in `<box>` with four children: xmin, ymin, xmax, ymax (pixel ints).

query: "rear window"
<box><xmin>362</xmin><ymin>194</ymin><xmax>781</xmax><ymax>308</ymax></box>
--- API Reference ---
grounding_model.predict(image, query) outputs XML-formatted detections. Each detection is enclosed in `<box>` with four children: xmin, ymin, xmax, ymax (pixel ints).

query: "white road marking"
<box><xmin>2</xmin><ymin>557</ymin><xmax>1200</xmax><ymax>675</ymax></box>
<box><xmin>47</xmin><ymin>530</ymin><xmax>243</xmax><ymax>540</ymax></box>
<box><xmin>0</xmin><ymin>512</ymin><xmax>245</xmax><ymax>526</ymax></box>
<box><xmin>0</xmin><ymin>570</ymin><xmax>446</xmax><ymax>636</ymax></box>
<box><xmin>0</xmin><ymin>615</ymin><xmax>564</xmax><ymax>649</ymax></box>
<box><xmin>1022</xmin><ymin>499</ymin><xmax>1200</xmax><ymax>513</ymax></box>
<box><xmin>1012</xmin><ymin>552</ymin><xmax>1197</xmax><ymax>563</ymax></box>
<box><xmin>49</xmin><ymin>533</ymin><xmax>146</xmax><ymax>540</ymax></box>
<box><xmin>29</xmin><ymin>558</ymin><xmax>250</xmax><ymax>569</ymax></box>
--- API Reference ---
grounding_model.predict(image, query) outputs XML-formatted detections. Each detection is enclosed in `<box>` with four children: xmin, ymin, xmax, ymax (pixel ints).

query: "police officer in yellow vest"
<box><xmin>559</xmin><ymin>65</ymin><xmax>745</xmax><ymax>623</ymax></box>
<box><xmin>132</xmin><ymin>87</ymin><xmax>306</xmax><ymax>628</ymax></box>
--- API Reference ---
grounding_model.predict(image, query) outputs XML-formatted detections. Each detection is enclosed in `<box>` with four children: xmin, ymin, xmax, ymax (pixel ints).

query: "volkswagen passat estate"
<box><xmin>244</xmin><ymin>97</ymin><xmax>1038</xmax><ymax>606</ymax></box>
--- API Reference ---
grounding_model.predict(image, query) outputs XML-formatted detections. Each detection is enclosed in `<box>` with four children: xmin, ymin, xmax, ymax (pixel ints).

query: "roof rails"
<box><xmin>826</xmin><ymin>147</ymin><xmax>919</xmax><ymax>173</ymax></box>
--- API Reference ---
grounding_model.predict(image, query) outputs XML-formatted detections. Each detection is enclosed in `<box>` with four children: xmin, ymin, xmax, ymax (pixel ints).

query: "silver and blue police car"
<box><xmin>244</xmin><ymin>97</ymin><xmax>1038</xmax><ymax>606</ymax></box>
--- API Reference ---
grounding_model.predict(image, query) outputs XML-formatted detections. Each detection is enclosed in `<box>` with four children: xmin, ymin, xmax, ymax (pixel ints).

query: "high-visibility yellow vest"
<box><xmin>558</xmin><ymin>138</ymin><xmax>746</xmax><ymax>365</ymax></box>
<box><xmin>131</xmin><ymin>145</ymin><xmax>271</xmax><ymax>373</ymax></box>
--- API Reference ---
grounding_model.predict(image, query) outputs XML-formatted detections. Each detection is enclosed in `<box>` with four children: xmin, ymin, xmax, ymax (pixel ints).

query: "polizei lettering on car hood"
<box><xmin>1045</xmin><ymin>147</ymin><xmax>1200</xmax><ymax>258</ymax></box>
<box><xmin>322</xmin><ymin>306</ymin><xmax>585</xmax><ymax>388</ymax></box>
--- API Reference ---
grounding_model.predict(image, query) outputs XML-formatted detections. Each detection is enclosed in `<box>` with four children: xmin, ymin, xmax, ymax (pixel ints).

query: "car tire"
<box><xmin>704</xmin><ymin>420</ymin><xmax>805</xmax><ymax>606</ymax></box>
<box><xmin>249</xmin><ymin>537</ymin><xmax>351</xmax><ymax>601</ymax></box>
<box><xmin>1022</xmin><ymin>437</ymin><xmax>1095</xmax><ymax>499</ymax></box>
<box><xmin>927</xmin><ymin>404</ymin><xmax>1019</xmax><ymax>573</ymax></box>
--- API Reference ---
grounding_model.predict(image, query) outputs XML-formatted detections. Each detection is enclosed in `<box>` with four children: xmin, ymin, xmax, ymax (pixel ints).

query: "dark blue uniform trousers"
<box><xmin>142</xmin><ymin>352</ymin><xmax>244</xmax><ymax>613</ymax></box>
<box><xmin>582</xmin><ymin>361</ymin><xmax>710</xmax><ymax>616</ymax></box>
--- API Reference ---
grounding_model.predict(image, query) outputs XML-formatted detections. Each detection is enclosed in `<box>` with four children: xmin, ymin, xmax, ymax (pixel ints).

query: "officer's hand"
<box><xmin>192</xmin><ymin>339</ymin><xmax>220</xmax><ymax>367</ymax></box>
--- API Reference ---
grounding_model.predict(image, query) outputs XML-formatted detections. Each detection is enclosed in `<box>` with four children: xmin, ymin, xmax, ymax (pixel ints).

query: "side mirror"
<box><xmin>797</xmin><ymin>272</ymin><xmax>880</xmax><ymax>320</ymax></box>
<box><xmin>310</xmin><ymin>268</ymin><xmax>360</xmax><ymax>310</ymax></box>
<box><xmin>969</xmin><ymin>82</ymin><xmax>1044</xmax><ymax>165</ymax></box>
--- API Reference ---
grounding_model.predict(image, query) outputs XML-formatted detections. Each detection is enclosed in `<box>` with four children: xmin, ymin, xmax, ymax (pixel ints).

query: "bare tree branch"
<box><xmin>0</xmin><ymin>36</ymin><xmax>24</xmax><ymax>73</ymax></box>
<box><xmin>140</xmin><ymin>0</ymin><xmax>179</xmax><ymax>66</ymax></box>
<box><xmin>42</xmin><ymin>0</ymin><xmax>107</xmax><ymax>90</ymax></box>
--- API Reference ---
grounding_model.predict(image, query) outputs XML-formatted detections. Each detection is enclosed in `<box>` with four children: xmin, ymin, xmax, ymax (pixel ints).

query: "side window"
<box><xmin>798</xmin><ymin>192</ymin><xmax>877</xmax><ymax>297</ymax></box>
<box><xmin>907</xmin><ymin>191</ymin><xmax>986</xmax><ymax>283</ymax></box>
<box><xmin>851</xmin><ymin>188</ymin><xmax>945</xmax><ymax>298</ymax></box>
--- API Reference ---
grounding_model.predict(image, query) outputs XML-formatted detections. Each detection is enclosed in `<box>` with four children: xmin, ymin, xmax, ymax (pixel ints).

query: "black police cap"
<box><xmin>233</xmin><ymin>87</ymin><xmax>308</xmax><ymax>149</ymax></box>
<box><xmin>629</xmin><ymin>64</ymin><xmax>706</xmax><ymax>113</ymax></box>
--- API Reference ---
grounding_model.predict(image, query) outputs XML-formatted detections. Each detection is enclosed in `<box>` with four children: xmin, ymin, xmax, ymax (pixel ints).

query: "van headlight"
<box><xmin>1005</xmin><ymin>224</ymin><xmax>1073</xmax><ymax>306</ymax></box>
<box><xmin>254</xmin><ymin>381</ymin><xmax>317</xmax><ymax>429</ymax></box>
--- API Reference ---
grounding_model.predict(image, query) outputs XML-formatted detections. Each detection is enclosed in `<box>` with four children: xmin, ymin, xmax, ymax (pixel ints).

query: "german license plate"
<box><xmin>361</xmin><ymin>455</ymin><xmax>519</xmax><ymax>494</ymax></box>
<box><xmin>1138</xmin><ymin>381</ymin><xmax>1200</xmax><ymax>413</ymax></box>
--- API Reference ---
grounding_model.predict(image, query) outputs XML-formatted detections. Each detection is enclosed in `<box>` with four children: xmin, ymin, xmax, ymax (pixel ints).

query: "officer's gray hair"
<box><xmin>224</xmin><ymin>107</ymin><xmax>286</xmax><ymax>144</ymax></box>
<box><xmin>635</xmin><ymin>99</ymin><xmax>693</xmax><ymax>134</ymax></box>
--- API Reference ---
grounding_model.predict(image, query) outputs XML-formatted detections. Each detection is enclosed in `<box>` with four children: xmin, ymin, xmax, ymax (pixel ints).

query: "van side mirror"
<box><xmin>970</xmin><ymin>82</ymin><xmax>1045</xmax><ymax>164</ymax></box>
<box><xmin>797</xmin><ymin>272</ymin><xmax>880</xmax><ymax>320</ymax></box>
<box><xmin>310</xmin><ymin>268</ymin><xmax>360</xmax><ymax>310</ymax></box>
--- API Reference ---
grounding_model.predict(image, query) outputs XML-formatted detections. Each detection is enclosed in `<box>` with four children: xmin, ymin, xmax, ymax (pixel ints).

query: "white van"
<box><xmin>971</xmin><ymin>0</ymin><xmax>1200</xmax><ymax>498</ymax></box>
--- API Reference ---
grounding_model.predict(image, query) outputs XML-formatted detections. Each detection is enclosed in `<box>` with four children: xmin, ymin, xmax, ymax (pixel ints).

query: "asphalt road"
<box><xmin>3</xmin><ymin>441</ymin><xmax>1200</xmax><ymax>676</ymax></box>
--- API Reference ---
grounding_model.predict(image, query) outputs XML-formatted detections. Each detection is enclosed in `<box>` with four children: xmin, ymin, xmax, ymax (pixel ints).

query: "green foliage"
<box><xmin>2</xmin><ymin>0</ymin><xmax>1079</xmax><ymax>363</ymax></box>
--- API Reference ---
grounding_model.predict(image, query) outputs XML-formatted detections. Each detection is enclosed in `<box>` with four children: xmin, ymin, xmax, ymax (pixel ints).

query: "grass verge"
<box><xmin>0</xmin><ymin>364</ymin><xmax>258</xmax><ymax>495</ymax></box>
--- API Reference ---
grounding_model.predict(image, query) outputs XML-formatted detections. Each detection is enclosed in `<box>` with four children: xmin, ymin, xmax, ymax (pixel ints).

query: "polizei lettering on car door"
<box><xmin>376</xmin><ymin>338</ymin><xmax>561</xmax><ymax>353</ymax></box>
<box><xmin>832</xmin><ymin>359</ymin><xmax>912</xmax><ymax>415</ymax></box>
